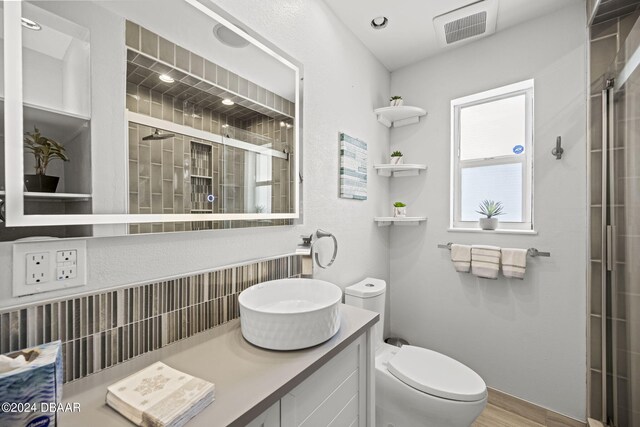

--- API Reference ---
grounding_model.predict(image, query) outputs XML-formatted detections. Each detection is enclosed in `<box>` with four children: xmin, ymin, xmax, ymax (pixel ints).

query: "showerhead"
<box><xmin>142</xmin><ymin>128</ymin><xmax>175</xmax><ymax>141</ymax></box>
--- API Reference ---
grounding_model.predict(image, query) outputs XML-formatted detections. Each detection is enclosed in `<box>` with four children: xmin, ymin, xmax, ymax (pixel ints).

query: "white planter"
<box><xmin>393</xmin><ymin>206</ymin><xmax>407</xmax><ymax>217</ymax></box>
<box><xmin>390</xmin><ymin>99</ymin><xmax>404</xmax><ymax>107</ymax></box>
<box><xmin>479</xmin><ymin>217</ymin><xmax>499</xmax><ymax>230</ymax></box>
<box><xmin>390</xmin><ymin>156</ymin><xmax>404</xmax><ymax>165</ymax></box>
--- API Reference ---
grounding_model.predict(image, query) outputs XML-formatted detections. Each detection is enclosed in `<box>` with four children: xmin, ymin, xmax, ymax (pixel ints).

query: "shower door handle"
<box><xmin>606</xmin><ymin>225</ymin><xmax>614</xmax><ymax>271</ymax></box>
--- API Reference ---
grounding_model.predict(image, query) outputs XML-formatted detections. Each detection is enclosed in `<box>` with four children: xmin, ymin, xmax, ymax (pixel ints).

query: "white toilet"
<box><xmin>345</xmin><ymin>278</ymin><xmax>487</xmax><ymax>427</ymax></box>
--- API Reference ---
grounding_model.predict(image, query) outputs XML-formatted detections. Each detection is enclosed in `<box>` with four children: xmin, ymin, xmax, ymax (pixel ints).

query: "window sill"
<box><xmin>447</xmin><ymin>228</ymin><xmax>538</xmax><ymax>235</ymax></box>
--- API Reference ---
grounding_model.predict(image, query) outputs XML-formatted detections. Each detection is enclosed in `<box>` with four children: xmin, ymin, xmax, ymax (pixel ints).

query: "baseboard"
<box><xmin>587</xmin><ymin>418</ymin><xmax>605</xmax><ymax>427</ymax></box>
<box><xmin>488</xmin><ymin>388</ymin><xmax>586</xmax><ymax>427</ymax></box>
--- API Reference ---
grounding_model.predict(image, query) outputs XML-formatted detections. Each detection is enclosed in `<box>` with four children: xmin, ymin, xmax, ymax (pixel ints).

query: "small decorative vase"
<box><xmin>390</xmin><ymin>99</ymin><xmax>404</xmax><ymax>107</ymax></box>
<box><xmin>479</xmin><ymin>217</ymin><xmax>498</xmax><ymax>230</ymax></box>
<box><xmin>390</xmin><ymin>156</ymin><xmax>404</xmax><ymax>165</ymax></box>
<box><xmin>393</xmin><ymin>207</ymin><xmax>407</xmax><ymax>217</ymax></box>
<box><xmin>24</xmin><ymin>175</ymin><xmax>60</xmax><ymax>193</ymax></box>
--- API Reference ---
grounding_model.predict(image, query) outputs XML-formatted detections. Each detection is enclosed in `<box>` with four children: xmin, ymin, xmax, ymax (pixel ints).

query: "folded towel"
<box><xmin>106</xmin><ymin>362</ymin><xmax>215</xmax><ymax>427</ymax></box>
<box><xmin>450</xmin><ymin>244</ymin><xmax>471</xmax><ymax>273</ymax></box>
<box><xmin>501</xmin><ymin>248</ymin><xmax>527</xmax><ymax>279</ymax></box>
<box><xmin>471</xmin><ymin>245</ymin><xmax>501</xmax><ymax>279</ymax></box>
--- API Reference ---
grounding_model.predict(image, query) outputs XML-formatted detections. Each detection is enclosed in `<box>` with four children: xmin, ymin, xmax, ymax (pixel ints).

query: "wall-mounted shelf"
<box><xmin>374</xmin><ymin>216</ymin><xmax>427</xmax><ymax>226</ymax></box>
<box><xmin>0</xmin><ymin>98</ymin><xmax>91</xmax><ymax>143</ymax></box>
<box><xmin>374</xmin><ymin>164</ymin><xmax>427</xmax><ymax>177</ymax></box>
<box><xmin>0</xmin><ymin>191</ymin><xmax>92</xmax><ymax>202</ymax></box>
<box><xmin>373</xmin><ymin>106</ymin><xmax>427</xmax><ymax>128</ymax></box>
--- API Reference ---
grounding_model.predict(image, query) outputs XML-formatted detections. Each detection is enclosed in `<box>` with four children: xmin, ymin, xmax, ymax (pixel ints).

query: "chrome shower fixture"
<box><xmin>142</xmin><ymin>128</ymin><xmax>175</xmax><ymax>141</ymax></box>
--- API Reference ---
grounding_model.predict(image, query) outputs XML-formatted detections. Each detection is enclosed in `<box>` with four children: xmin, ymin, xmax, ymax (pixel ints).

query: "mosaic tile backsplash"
<box><xmin>0</xmin><ymin>255</ymin><xmax>300</xmax><ymax>383</ymax></box>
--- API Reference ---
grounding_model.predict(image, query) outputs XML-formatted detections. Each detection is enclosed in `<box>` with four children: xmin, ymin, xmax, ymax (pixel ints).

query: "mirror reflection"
<box><xmin>0</xmin><ymin>0</ymin><xmax>300</xmax><ymax>240</ymax></box>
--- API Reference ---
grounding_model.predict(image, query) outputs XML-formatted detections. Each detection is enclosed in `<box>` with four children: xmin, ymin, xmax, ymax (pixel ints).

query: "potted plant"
<box><xmin>476</xmin><ymin>200</ymin><xmax>505</xmax><ymax>230</ymax></box>
<box><xmin>393</xmin><ymin>202</ymin><xmax>407</xmax><ymax>217</ymax></box>
<box><xmin>24</xmin><ymin>126</ymin><xmax>69</xmax><ymax>193</ymax></box>
<box><xmin>390</xmin><ymin>150</ymin><xmax>403</xmax><ymax>165</ymax></box>
<box><xmin>389</xmin><ymin>95</ymin><xmax>403</xmax><ymax>107</ymax></box>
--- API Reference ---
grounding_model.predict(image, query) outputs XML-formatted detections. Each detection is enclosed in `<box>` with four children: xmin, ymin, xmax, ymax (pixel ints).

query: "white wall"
<box><xmin>0</xmin><ymin>0</ymin><xmax>391</xmax><ymax>307</ymax></box>
<box><xmin>388</xmin><ymin>3</ymin><xmax>587</xmax><ymax>421</ymax></box>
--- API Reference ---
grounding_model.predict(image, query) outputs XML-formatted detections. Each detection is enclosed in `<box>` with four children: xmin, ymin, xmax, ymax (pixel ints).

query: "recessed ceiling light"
<box><xmin>221</xmin><ymin>99</ymin><xmax>234</xmax><ymax>106</ymax></box>
<box><xmin>370</xmin><ymin>16</ymin><xmax>388</xmax><ymax>30</ymax></box>
<box><xmin>212</xmin><ymin>23</ymin><xmax>249</xmax><ymax>48</ymax></box>
<box><xmin>21</xmin><ymin>18</ymin><xmax>41</xmax><ymax>31</ymax></box>
<box><xmin>159</xmin><ymin>74</ymin><xmax>174</xmax><ymax>83</ymax></box>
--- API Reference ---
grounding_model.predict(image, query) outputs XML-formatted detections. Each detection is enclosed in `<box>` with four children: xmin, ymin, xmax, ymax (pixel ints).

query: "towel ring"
<box><xmin>314</xmin><ymin>229</ymin><xmax>338</xmax><ymax>269</ymax></box>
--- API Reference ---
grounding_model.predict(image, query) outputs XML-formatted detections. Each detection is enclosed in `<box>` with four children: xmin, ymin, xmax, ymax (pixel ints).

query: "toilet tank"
<box><xmin>345</xmin><ymin>278</ymin><xmax>386</xmax><ymax>346</ymax></box>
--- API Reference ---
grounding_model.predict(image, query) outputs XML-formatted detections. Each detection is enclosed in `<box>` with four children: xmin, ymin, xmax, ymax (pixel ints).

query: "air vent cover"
<box><xmin>434</xmin><ymin>0</ymin><xmax>498</xmax><ymax>47</ymax></box>
<box><xmin>444</xmin><ymin>11</ymin><xmax>487</xmax><ymax>44</ymax></box>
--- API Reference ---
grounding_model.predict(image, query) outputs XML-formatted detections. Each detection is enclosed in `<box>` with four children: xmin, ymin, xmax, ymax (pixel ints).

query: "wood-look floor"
<box><xmin>473</xmin><ymin>404</ymin><xmax>545</xmax><ymax>427</ymax></box>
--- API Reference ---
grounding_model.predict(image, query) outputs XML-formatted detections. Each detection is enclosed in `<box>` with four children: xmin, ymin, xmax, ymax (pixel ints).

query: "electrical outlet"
<box><xmin>56</xmin><ymin>250</ymin><xmax>77</xmax><ymax>263</ymax></box>
<box><xmin>56</xmin><ymin>266</ymin><xmax>76</xmax><ymax>281</ymax></box>
<box><xmin>26</xmin><ymin>252</ymin><xmax>50</xmax><ymax>284</ymax></box>
<box><xmin>13</xmin><ymin>239</ymin><xmax>87</xmax><ymax>297</ymax></box>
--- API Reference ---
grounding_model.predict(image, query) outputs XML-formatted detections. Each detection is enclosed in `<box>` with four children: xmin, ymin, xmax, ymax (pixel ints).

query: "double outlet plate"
<box><xmin>13</xmin><ymin>239</ymin><xmax>87</xmax><ymax>297</ymax></box>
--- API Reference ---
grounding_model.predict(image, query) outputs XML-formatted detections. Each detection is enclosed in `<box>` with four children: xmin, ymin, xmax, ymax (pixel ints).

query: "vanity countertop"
<box><xmin>59</xmin><ymin>304</ymin><xmax>378</xmax><ymax>427</ymax></box>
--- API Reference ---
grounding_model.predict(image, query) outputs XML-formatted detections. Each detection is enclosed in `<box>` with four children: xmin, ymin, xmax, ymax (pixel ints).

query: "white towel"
<box><xmin>471</xmin><ymin>245</ymin><xmax>501</xmax><ymax>279</ymax></box>
<box><xmin>501</xmin><ymin>248</ymin><xmax>527</xmax><ymax>279</ymax></box>
<box><xmin>450</xmin><ymin>244</ymin><xmax>471</xmax><ymax>273</ymax></box>
<box><xmin>106</xmin><ymin>362</ymin><xmax>215</xmax><ymax>427</ymax></box>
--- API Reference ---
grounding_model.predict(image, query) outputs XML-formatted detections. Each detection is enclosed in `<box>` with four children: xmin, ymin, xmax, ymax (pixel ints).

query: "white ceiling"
<box><xmin>323</xmin><ymin>0</ymin><xmax>584</xmax><ymax>71</ymax></box>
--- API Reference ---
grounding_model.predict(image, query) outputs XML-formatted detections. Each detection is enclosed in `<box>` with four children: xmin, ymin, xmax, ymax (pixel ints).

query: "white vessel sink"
<box><xmin>238</xmin><ymin>278</ymin><xmax>342</xmax><ymax>350</ymax></box>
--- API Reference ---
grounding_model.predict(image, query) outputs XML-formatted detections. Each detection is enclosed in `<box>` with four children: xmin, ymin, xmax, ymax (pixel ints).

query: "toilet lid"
<box><xmin>387</xmin><ymin>345</ymin><xmax>486</xmax><ymax>402</ymax></box>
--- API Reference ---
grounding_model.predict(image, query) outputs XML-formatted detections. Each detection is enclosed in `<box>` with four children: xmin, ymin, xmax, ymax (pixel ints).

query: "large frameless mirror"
<box><xmin>1</xmin><ymin>0</ymin><xmax>301</xmax><ymax>239</ymax></box>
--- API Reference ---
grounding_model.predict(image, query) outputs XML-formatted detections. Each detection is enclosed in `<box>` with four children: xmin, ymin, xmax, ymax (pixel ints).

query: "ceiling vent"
<box><xmin>433</xmin><ymin>0</ymin><xmax>498</xmax><ymax>46</ymax></box>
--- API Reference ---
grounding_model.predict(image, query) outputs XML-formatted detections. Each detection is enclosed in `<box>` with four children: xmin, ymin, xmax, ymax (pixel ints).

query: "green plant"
<box><xmin>391</xmin><ymin>151</ymin><xmax>403</xmax><ymax>157</ymax></box>
<box><xmin>389</xmin><ymin>95</ymin><xmax>403</xmax><ymax>101</ymax></box>
<box><xmin>476</xmin><ymin>200</ymin><xmax>505</xmax><ymax>218</ymax></box>
<box><xmin>393</xmin><ymin>202</ymin><xmax>406</xmax><ymax>208</ymax></box>
<box><xmin>24</xmin><ymin>127</ymin><xmax>69</xmax><ymax>175</ymax></box>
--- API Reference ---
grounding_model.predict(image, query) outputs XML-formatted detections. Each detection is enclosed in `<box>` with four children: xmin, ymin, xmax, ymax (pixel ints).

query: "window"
<box><xmin>450</xmin><ymin>80</ymin><xmax>534</xmax><ymax>231</ymax></box>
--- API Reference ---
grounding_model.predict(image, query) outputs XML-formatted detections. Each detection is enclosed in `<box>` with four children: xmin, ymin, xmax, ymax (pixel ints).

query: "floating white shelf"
<box><xmin>0</xmin><ymin>191</ymin><xmax>92</xmax><ymax>202</ymax></box>
<box><xmin>0</xmin><ymin>98</ymin><xmax>90</xmax><ymax>143</ymax></box>
<box><xmin>374</xmin><ymin>216</ymin><xmax>427</xmax><ymax>226</ymax></box>
<box><xmin>373</xmin><ymin>106</ymin><xmax>427</xmax><ymax>128</ymax></box>
<box><xmin>374</xmin><ymin>164</ymin><xmax>427</xmax><ymax>177</ymax></box>
<box><xmin>190</xmin><ymin>174</ymin><xmax>212</xmax><ymax>179</ymax></box>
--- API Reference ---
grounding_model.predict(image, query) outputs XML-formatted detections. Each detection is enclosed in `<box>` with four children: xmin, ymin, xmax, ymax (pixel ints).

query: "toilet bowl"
<box><xmin>345</xmin><ymin>278</ymin><xmax>487</xmax><ymax>427</ymax></box>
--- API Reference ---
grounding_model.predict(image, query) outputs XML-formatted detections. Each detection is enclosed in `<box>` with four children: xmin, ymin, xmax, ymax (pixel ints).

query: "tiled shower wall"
<box><xmin>0</xmin><ymin>255</ymin><xmax>301</xmax><ymax>383</ymax></box>
<box><xmin>125</xmin><ymin>21</ymin><xmax>295</xmax><ymax>119</ymax></box>
<box><xmin>588</xmin><ymin>10</ymin><xmax>640</xmax><ymax>422</ymax></box>
<box><xmin>126</xmin><ymin>22</ymin><xmax>295</xmax><ymax>232</ymax></box>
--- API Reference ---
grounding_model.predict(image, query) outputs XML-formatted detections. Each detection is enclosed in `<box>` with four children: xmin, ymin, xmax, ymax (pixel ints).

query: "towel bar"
<box><xmin>437</xmin><ymin>242</ymin><xmax>550</xmax><ymax>257</ymax></box>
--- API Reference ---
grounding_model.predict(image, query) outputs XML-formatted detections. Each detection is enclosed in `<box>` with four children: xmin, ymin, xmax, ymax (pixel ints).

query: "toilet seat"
<box><xmin>387</xmin><ymin>345</ymin><xmax>486</xmax><ymax>402</ymax></box>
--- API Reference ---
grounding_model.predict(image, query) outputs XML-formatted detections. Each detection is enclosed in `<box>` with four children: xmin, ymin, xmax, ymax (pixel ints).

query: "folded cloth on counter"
<box><xmin>501</xmin><ymin>248</ymin><xmax>527</xmax><ymax>279</ymax></box>
<box><xmin>450</xmin><ymin>244</ymin><xmax>471</xmax><ymax>273</ymax></box>
<box><xmin>106</xmin><ymin>362</ymin><xmax>215</xmax><ymax>427</ymax></box>
<box><xmin>471</xmin><ymin>245</ymin><xmax>501</xmax><ymax>279</ymax></box>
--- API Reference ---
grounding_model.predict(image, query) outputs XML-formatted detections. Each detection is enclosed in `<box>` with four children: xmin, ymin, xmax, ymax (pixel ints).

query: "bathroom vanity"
<box><xmin>59</xmin><ymin>304</ymin><xmax>377</xmax><ymax>427</ymax></box>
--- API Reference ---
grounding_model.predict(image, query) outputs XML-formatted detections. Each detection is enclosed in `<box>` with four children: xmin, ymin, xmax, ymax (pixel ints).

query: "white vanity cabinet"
<box><xmin>246</xmin><ymin>402</ymin><xmax>281</xmax><ymax>427</ymax></box>
<box><xmin>246</xmin><ymin>333</ymin><xmax>371</xmax><ymax>427</ymax></box>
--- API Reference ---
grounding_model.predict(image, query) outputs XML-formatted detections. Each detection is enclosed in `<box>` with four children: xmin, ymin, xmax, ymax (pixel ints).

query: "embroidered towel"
<box><xmin>106</xmin><ymin>362</ymin><xmax>215</xmax><ymax>427</ymax></box>
<box><xmin>471</xmin><ymin>245</ymin><xmax>501</xmax><ymax>279</ymax></box>
<box><xmin>501</xmin><ymin>248</ymin><xmax>527</xmax><ymax>279</ymax></box>
<box><xmin>450</xmin><ymin>244</ymin><xmax>471</xmax><ymax>273</ymax></box>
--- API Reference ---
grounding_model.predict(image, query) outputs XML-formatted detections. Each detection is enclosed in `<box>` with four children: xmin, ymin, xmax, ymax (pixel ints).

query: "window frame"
<box><xmin>450</xmin><ymin>79</ymin><xmax>534</xmax><ymax>231</ymax></box>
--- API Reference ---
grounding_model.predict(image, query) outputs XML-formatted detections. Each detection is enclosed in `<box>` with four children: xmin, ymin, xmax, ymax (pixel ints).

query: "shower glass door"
<box><xmin>601</xmin><ymin>17</ymin><xmax>640</xmax><ymax>427</ymax></box>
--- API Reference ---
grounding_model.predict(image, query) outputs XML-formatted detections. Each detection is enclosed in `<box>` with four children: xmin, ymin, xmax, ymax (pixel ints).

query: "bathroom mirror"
<box><xmin>1</xmin><ymin>0</ymin><xmax>301</xmax><ymax>237</ymax></box>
